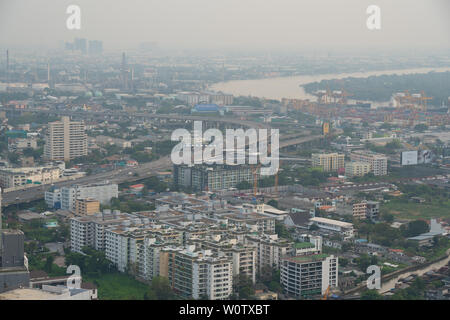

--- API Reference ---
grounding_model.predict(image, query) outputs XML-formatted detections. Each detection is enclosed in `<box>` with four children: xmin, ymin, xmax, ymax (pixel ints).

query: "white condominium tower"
<box><xmin>44</xmin><ymin>116</ymin><xmax>87</xmax><ymax>161</ymax></box>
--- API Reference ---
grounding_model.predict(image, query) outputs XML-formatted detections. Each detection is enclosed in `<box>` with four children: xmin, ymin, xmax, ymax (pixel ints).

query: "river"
<box><xmin>210</xmin><ymin>66</ymin><xmax>450</xmax><ymax>107</ymax></box>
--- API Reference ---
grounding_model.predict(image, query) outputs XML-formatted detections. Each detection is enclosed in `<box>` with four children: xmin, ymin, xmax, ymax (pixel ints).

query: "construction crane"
<box><xmin>321</xmin><ymin>285</ymin><xmax>331</xmax><ymax>300</ymax></box>
<box><xmin>251</xmin><ymin>164</ymin><xmax>261</xmax><ymax>196</ymax></box>
<box><xmin>418</xmin><ymin>90</ymin><xmax>432</xmax><ymax>112</ymax></box>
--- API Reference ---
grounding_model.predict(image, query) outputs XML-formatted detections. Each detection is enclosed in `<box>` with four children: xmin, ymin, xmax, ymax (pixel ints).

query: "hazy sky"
<box><xmin>0</xmin><ymin>0</ymin><xmax>449</xmax><ymax>51</ymax></box>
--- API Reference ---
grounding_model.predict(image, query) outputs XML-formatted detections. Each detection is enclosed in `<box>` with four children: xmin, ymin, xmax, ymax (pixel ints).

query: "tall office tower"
<box><xmin>44</xmin><ymin>116</ymin><xmax>87</xmax><ymax>161</ymax></box>
<box><xmin>5</xmin><ymin>50</ymin><xmax>9</xmax><ymax>83</ymax></box>
<box><xmin>88</xmin><ymin>40</ymin><xmax>103</xmax><ymax>55</ymax></box>
<box><xmin>47</xmin><ymin>60</ymin><xmax>51</xmax><ymax>85</ymax></box>
<box><xmin>74</xmin><ymin>38</ymin><xmax>87</xmax><ymax>54</ymax></box>
<box><xmin>121</xmin><ymin>52</ymin><xmax>129</xmax><ymax>90</ymax></box>
<box><xmin>0</xmin><ymin>189</ymin><xmax>30</xmax><ymax>293</ymax></box>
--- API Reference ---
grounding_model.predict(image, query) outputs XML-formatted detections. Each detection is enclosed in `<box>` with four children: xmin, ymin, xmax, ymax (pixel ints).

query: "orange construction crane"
<box><xmin>274</xmin><ymin>160</ymin><xmax>283</xmax><ymax>197</ymax></box>
<box><xmin>418</xmin><ymin>90</ymin><xmax>432</xmax><ymax>112</ymax></box>
<box><xmin>251</xmin><ymin>164</ymin><xmax>261</xmax><ymax>196</ymax></box>
<box><xmin>321</xmin><ymin>285</ymin><xmax>331</xmax><ymax>300</ymax></box>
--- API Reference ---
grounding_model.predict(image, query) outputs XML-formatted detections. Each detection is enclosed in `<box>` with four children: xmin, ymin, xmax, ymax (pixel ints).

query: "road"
<box><xmin>1</xmin><ymin>107</ymin><xmax>325</xmax><ymax>206</ymax></box>
<box><xmin>2</xmin><ymin>156</ymin><xmax>171</xmax><ymax>206</ymax></box>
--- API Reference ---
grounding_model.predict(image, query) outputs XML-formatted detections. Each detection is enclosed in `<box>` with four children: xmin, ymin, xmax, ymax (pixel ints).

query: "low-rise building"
<box><xmin>0</xmin><ymin>166</ymin><xmax>62</xmax><ymax>189</ymax></box>
<box><xmin>310</xmin><ymin>217</ymin><xmax>354</xmax><ymax>239</ymax></box>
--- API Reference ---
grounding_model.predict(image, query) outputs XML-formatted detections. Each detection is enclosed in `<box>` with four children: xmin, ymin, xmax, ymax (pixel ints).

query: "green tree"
<box><xmin>233</xmin><ymin>274</ymin><xmax>255</xmax><ymax>299</ymax></box>
<box><xmin>361</xmin><ymin>289</ymin><xmax>383</xmax><ymax>300</ymax></box>
<box><xmin>44</xmin><ymin>255</ymin><xmax>54</xmax><ymax>273</ymax></box>
<box><xmin>151</xmin><ymin>276</ymin><xmax>176</xmax><ymax>300</ymax></box>
<box><xmin>382</xmin><ymin>212</ymin><xmax>394</xmax><ymax>223</ymax></box>
<box><xmin>401</xmin><ymin>220</ymin><xmax>429</xmax><ymax>237</ymax></box>
<box><xmin>236</xmin><ymin>181</ymin><xmax>252</xmax><ymax>190</ymax></box>
<box><xmin>267</xmin><ymin>200</ymin><xmax>278</xmax><ymax>208</ymax></box>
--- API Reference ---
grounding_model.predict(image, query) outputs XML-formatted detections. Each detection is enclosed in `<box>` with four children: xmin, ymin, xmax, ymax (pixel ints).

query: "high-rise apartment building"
<box><xmin>345</xmin><ymin>161</ymin><xmax>372</xmax><ymax>177</ymax></box>
<box><xmin>174</xmin><ymin>164</ymin><xmax>259</xmax><ymax>192</ymax></box>
<box><xmin>44</xmin><ymin>117</ymin><xmax>87</xmax><ymax>161</ymax></box>
<box><xmin>161</xmin><ymin>246</ymin><xmax>233</xmax><ymax>300</ymax></box>
<box><xmin>46</xmin><ymin>182</ymin><xmax>118</xmax><ymax>212</ymax></box>
<box><xmin>245</xmin><ymin>234</ymin><xmax>293</xmax><ymax>273</ymax></box>
<box><xmin>311</xmin><ymin>153</ymin><xmax>345</xmax><ymax>172</ymax></box>
<box><xmin>280</xmin><ymin>254</ymin><xmax>338</xmax><ymax>298</ymax></box>
<box><xmin>350</xmin><ymin>151</ymin><xmax>388</xmax><ymax>176</ymax></box>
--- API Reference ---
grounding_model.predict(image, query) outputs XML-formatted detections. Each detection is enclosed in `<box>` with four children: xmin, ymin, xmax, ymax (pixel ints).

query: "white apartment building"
<box><xmin>345</xmin><ymin>161</ymin><xmax>372</xmax><ymax>177</ymax></box>
<box><xmin>245</xmin><ymin>234</ymin><xmax>293</xmax><ymax>273</ymax></box>
<box><xmin>280</xmin><ymin>254</ymin><xmax>338</xmax><ymax>298</ymax></box>
<box><xmin>350</xmin><ymin>151</ymin><xmax>388</xmax><ymax>176</ymax></box>
<box><xmin>311</xmin><ymin>153</ymin><xmax>345</xmax><ymax>172</ymax></box>
<box><xmin>231</xmin><ymin>245</ymin><xmax>257</xmax><ymax>284</ymax></box>
<box><xmin>44</xmin><ymin>187</ymin><xmax>62</xmax><ymax>209</ymax></box>
<box><xmin>310</xmin><ymin>217</ymin><xmax>354</xmax><ymax>239</ymax></box>
<box><xmin>193</xmin><ymin>255</ymin><xmax>233</xmax><ymax>300</ymax></box>
<box><xmin>188</xmin><ymin>235</ymin><xmax>257</xmax><ymax>284</ymax></box>
<box><xmin>104</xmin><ymin>227</ymin><xmax>141</xmax><ymax>273</ymax></box>
<box><xmin>161</xmin><ymin>246</ymin><xmax>233</xmax><ymax>300</ymax></box>
<box><xmin>44</xmin><ymin>116</ymin><xmax>87</xmax><ymax>161</ymax></box>
<box><xmin>0</xmin><ymin>166</ymin><xmax>62</xmax><ymax>189</ymax></box>
<box><xmin>58</xmin><ymin>182</ymin><xmax>118</xmax><ymax>212</ymax></box>
<box><xmin>141</xmin><ymin>237</ymin><xmax>165</xmax><ymax>281</ymax></box>
<box><xmin>176</xmin><ymin>91</ymin><xmax>233</xmax><ymax>107</ymax></box>
<box><xmin>70</xmin><ymin>211</ymin><xmax>132</xmax><ymax>253</ymax></box>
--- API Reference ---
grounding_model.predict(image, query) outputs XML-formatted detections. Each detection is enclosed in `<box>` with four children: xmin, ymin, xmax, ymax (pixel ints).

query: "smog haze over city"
<box><xmin>1</xmin><ymin>0</ymin><xmax>450</xmax><ymax>52</ymax></box>
<box><xmin>0</xmin><ymin>0</ymin><xmax>450</xmax><ymax>309</ymax></box>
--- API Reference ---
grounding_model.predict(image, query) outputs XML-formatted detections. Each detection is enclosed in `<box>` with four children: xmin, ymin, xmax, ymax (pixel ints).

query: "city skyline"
<box><xmin>0</xmin><ymin>0</ymin><xmax>449</xmax><ymax>52</ymax></box>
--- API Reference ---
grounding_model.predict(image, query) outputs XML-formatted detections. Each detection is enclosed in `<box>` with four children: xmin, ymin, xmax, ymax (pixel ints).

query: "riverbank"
<box><xmin>210</xmin><ymin>66</ymin><xmax>450</xmax><ymax>102</ymax></box>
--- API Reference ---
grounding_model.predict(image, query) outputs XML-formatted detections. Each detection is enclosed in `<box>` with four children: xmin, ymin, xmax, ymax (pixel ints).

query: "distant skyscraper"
<box><xmin>5</xmin><ymin>50</ymin><xmax>9</xmax><ymax>83</ymax></box>
<box><xmin>88</xmin><ymin>40</ymin><xmax>103</xmax><ymax>55</ymax></box>
<box><xmin>74</xmin><ymin>38</ymin><xmax>87</xmax><ymax>54</ymax></box>
<box><xmin>47</xmin><ymin>61</ymin><xmax>50</xmax><ymax>83</ymax></box>
<box><xmin>121</xmin><ymin>52</ymin><xmax>129</xmax><ymax>90</ymax></box>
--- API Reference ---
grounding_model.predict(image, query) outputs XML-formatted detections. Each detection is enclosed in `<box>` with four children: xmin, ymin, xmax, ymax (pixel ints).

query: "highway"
<box><xmin>2</xmin><ymin>156</ymin><xmax>171</xmax><ymax>207</ymax></box>
<box><xmin>1</xmin><ymin>107</ymin><xmax>325</xmax><ymax>207</ymax></box>
<box><xmin>1</xmin><ymin>131</ymin><xmax>323</xmax><ymax>207</ymax></box>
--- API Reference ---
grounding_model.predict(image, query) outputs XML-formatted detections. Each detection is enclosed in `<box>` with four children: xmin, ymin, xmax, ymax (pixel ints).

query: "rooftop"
<box><xmin>285</xmin><ymin>253</ymin><xmax>330</xmax><ymax>263</ymax></box>
<box><xmin>294</xmin><ymin>242</ymin><xmax>315</xmax><ymax>249</ymax></box>
<box><xmin>310</xmin><ymin>217</ymin><xmax>353</xmax><ymax>228</ymax></box>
